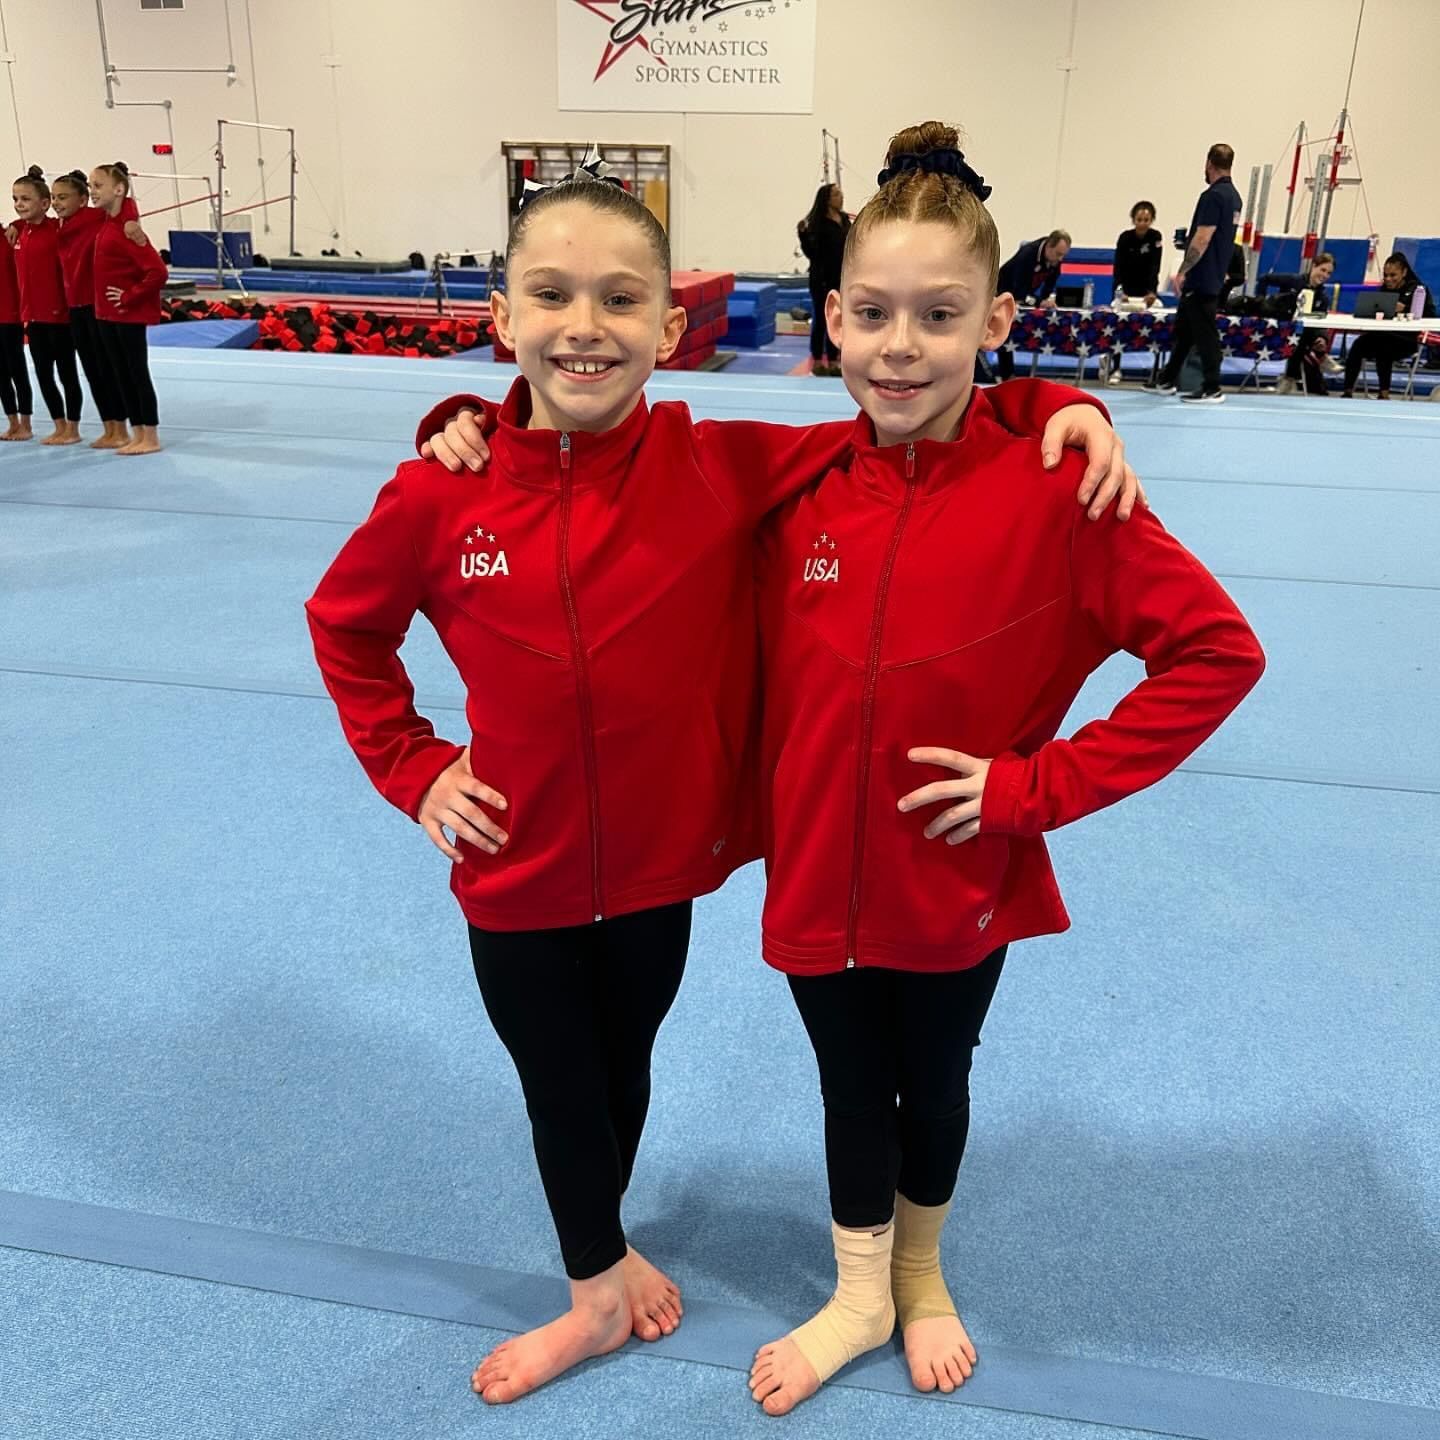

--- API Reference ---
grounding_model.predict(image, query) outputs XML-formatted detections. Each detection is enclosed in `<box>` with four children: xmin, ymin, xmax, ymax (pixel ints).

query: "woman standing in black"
<box><xmin>797</xmin><ymin>182</ymin><xmax>848</xmax><ymax>376</ymax></box>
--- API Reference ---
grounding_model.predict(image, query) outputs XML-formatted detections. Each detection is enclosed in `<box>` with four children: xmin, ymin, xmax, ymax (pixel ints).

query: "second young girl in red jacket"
<box><xmin>746</xmin><ymin>121</ymin><xmax>1264</xmax><ymax>1417</ymax></box>
<box><xmin>52</xmin><ymin>169</ymin><xmax>136</xmax><ymax>450</ymax></box>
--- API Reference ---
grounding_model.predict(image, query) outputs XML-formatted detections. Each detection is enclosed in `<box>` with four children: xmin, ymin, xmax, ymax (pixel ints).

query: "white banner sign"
<box><xmin>556</xmin><ymin>0</ymin><xmax>816</xmax><ymax>114</ymax></box>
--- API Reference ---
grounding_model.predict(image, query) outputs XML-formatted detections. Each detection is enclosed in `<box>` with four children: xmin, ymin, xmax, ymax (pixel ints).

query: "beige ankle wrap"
<box><xmin>891</xmin><ymin>1194</ymin><xmax>957</xmax><ymax>1327</ymax></box>
<box><xmin>787</xmin><ymin>1221</ymin><xmax>897</xmax><ymax>1382</ymax></box>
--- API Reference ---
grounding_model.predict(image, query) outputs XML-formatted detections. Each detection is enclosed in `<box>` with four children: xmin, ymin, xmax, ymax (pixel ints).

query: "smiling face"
<box><xmin>491</xmin><ymin>201</ymin><xmax>686</xmax><ymax>434</ymax></box>
<box><xmin>1309</xmin><ymin>257</ymin><xmax>1334</xmax><ymax>286</ymax></box>
<box><xmin>12</xmin><ymin>181</ymin><xmax>48</xmax><ymax>222</ymax></box>
<box><xmin>51</xmin><ymin>178</ymin><xmax>87</xmax><ymax>220</ymax></box>
<box><xmin>1132</xmin><ymin>205</ymin><xmax>1154</xmax><ymax>235</ymax></box>
<box><xmin>89</xmin><ymin>167</ymin><xmax>128</xmax><ymax>213</ymax></box>
<box><xmin>1382</xmin><ymin>260</ymin><xmax>1406</xmax><ymax>290</ymax></box>
<box><xmin>826</xmin><ymin>219</ymin><xmax>1015</xmax><ymax>449</ymax></box>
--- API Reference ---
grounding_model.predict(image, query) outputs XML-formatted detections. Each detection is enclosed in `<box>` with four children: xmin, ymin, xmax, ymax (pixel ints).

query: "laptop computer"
<box><xmin>1353</xmin><ymin>290</ymin><xmax>1402</xmax><ymax>319</ymax></box>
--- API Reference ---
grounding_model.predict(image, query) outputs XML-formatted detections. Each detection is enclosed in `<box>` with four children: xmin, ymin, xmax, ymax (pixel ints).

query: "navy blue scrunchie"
<box><xmin>876</xmin><ymin>148</ymin><xmax>992</xmax><ymax>202</ymax></box>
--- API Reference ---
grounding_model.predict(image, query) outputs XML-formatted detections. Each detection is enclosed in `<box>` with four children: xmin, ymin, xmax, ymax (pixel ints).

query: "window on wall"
<box><xmin>139</xmin><ymin>0</ymin><xmax>185</xmax><ymax>9</ymax></box>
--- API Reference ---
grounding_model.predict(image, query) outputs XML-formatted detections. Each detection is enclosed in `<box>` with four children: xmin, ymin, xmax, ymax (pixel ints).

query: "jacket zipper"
<box><xmin>845</xmin><ymin>441</ymin><xmax>919</xmax><ymax>968</ymax></box>
<box><xmin>557</xmin><ymin>432</ymin><xmax>604</xmax><ymax>922</ymax></box>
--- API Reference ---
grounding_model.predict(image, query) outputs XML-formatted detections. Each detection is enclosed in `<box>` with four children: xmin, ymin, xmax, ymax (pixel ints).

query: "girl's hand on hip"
<box><xmin>897</xmin><ymin>748</ymin><xmax>992</xmax><ymax>846</ymax></box>
<box><xmin>418</xmin><ymin>747</ymin><xmax>509</xmax><ymax>862</ymax></box>
<box><xmin>105</xmin><ymin>286</ymin><xmax>124</xmax><ymax>305</ymax></box>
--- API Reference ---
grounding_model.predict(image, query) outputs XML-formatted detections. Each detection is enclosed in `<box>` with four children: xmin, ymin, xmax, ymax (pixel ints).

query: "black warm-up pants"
<box><xmin>467</xmin><ymin>902</ymin><xmax>691</xmax><ymax>1280</ymax></box>
<box><xmin>786</xmin><ymin>947</ymin><xmax>1008</xmax><ymax>1231</ymax></box>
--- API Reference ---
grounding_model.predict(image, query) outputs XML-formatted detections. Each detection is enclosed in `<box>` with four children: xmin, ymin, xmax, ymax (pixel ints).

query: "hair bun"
<box><xmin>113</xmin><ymin>160</ymin><xmax>130</xmax><ymax>175</ymax></box>
<box><xmin>26</xmin><ymin>164</ymin><xmax>44</xmax><ymax>180</ymax></box>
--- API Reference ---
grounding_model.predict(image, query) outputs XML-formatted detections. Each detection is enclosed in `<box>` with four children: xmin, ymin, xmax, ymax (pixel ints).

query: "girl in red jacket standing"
<box><xmin>52</xmin><ymin>169</ymin><xmax>133</xmax><ymax>450</ymax></box>
<box><xmin>0</xmin><ymin>217</ymin><xmax>32</xmax><ymax>441</ymax></box>
<box><xmin>309</xmin><ymin>160</ymin><xmax>1137</xmax><ymax>1409</ymax></box>
<box><xmin>747</xmin><ymin>122</ymin><xmax>1265</xmax><ymax>1416</ymax></box>
<box><xmin>90</xmin><ymin>162</ymin><xmax>166</xmax><ymax>455</ymax></box>
<box><xmin>11</xmin><ymin>167</ymin><xmax>82</xmax><ymax>445</ymax></box>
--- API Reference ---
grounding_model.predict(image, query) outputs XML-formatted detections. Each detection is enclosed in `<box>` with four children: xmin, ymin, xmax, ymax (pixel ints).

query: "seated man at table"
<box><xmin>991</xmin><ymin>228</ymin><xmax>1071</xmax><ymax>377</ymax></box>
<box><xmin>1342</xmin><ymin>252</ymin><xmax>1436</xmax><ymax>399</ymax></box>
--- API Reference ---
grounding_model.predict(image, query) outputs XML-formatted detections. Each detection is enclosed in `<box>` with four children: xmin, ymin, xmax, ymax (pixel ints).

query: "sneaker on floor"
<box><xmin>1141</xmin><ymin>379</ymin><xmax>1177</xmax><ymax>395</ymax></box>
<box><xmin>1275</xmin><ymin>376</ymin><xmax>1298</xmax><ymax>395</ymax></box>
<box><xmin>1181</xmin><ymin>388</ymin><xmax>1226</xmax><ymax>404</ymax></box>
<box><xmin>1106</xmin><ymin>369</ymin><xmax>1123</xmax><ymax>386</ymax></box>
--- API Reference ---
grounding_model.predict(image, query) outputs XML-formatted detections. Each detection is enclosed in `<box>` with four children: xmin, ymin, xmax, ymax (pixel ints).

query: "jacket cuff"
<box><xmin>414</xmin><ymin>393</ymin><xmax>491</xmax><ymax>458</ymax></box>
<box><xmin>386</xmin><ymin>740</ymin><xmax>467</xmax><ymax>821</ymax></box>
<box><xmin>980</xmin><ymin>751</ymin><xmax>1030</xmax><ymax>837</ymax></box>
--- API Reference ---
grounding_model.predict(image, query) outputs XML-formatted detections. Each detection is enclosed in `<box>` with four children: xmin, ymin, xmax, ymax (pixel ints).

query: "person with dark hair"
<box><xmin>11</xmin><ymin>166</ymin><xmax>83</xmax><ymax>444</ymax></box>
<box><xmin>1342</xmin><ymin>252</ymin><xmax>1435</xmax><ymax>399</ymax></box>
<box><xmin>0</xmin><ymin>215</ymin><xmax>32</xmax><ymax>440</ymax></box>
<box><xmin>1113</xmin><ymin>201</ymin><xmax>1162</xmax><ymax>306</ymax></box>
<box><xmin>1144</xmin><ymin>143</ymin><xmax>1241</xmax><ymax>404</ymax></box>
<box><xmin>991</xmin><ymin>228</ymin><xmax>1071</xmax><ymax>378</ymax></box>
<box><xmin>90</xmin><ymin>162</ymin><xmax>167</xmax><ymax>454</ymax></box>
<box><xmin>797</xmin><ymin>181</ymin><xmax>849</xmax><ymax>375</ymax></box>
<box><xmin>1264</xmin><ymin>253</ymin><xmax>1336</xmax><ymax>395</ymax></box>
<box><xmin>52</xmin><ymin>168</ymin><xmax>141</xmax><ymax>449</ymax></box>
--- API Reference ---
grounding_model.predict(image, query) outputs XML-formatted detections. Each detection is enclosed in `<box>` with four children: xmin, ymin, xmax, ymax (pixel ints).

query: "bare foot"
<box><xmin>749</xmin><ymin>1335</ymin><xmax>822</xmax><ymax>1416</ymax></box>
<box><xmin>1</xmin><ymin>422</ymin><xmax>33</xmax><ymax>442</ymax></box>
<box><xmin>91</xmin><ymin>426</ymin><xmax>131</xmax><ymax>449</ymax></box>
<box><xmin>623</xmin><ymin>1246</ymin><xmax>682</xmax><ymax>1340</ymax></box>
<box><xmin>118</xmin><ymin>438</ymin><xmax>163</xmax><ymax>455</ymax></box>
<box><xmin>470</xmin><ymin>1286</ymin><xmax>630</xmax><ymax>1404</ymax></box>
<box><xmin>903</xmin><ymin>1313</ymin><xmax>977</xmax><ymax>1394</ymax></box>
<box><xmin>41</xmin><ymin>425</ymin><xmax>81</xmax><ymax>447</ymax></box>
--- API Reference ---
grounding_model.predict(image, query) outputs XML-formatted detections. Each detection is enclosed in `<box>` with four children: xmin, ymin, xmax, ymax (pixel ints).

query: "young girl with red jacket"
<box><xmin>89</xmin><ymin>163</ymin><xmax>167</xmax><ymax>455</ymax></box>
<box><xmin>52</xmin><ymin>169</ymin><xmax>137</xmax><ymax>450</ymax></box>
<box><xmin>745</xmin><ymin>123</ymin><xmax>1265</xmax><ymax>1417</ymax></box>
<box><xmin>11</xmin><ymin>167</ymin><xmax>82</xmax><ymax>445</ymax></box>
<box><xmin>0</xmin><ymin>218</ymin><xmax>31</xmax><ymax>440</ymax></box>
<box><xmin>309</xmin><ymin>166</ymin><xmax>1137</xmax><ymax>1409</ymax></box>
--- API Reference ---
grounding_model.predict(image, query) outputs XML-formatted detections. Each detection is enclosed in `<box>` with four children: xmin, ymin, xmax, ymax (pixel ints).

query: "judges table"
<box><xmin>1296</xmin><ymin>314</ymin><xmax>1438</xmax><ymax>398</ymax></box>
<box><xmin>1000</xmin><ymin>305</ymin><xmax>1300</xmax><ymax>389</ymax></box>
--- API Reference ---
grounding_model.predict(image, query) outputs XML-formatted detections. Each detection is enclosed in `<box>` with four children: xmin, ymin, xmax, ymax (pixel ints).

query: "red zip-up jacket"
<box><xmin>93</xmin><ymin>207</ymin><xmax>167</xmax><ymax>324</ymax></box>
<box><xmin>13</xmin><ymin>216</ymin><xmax>68</xmax><ymax>324</ymax></box>
<box><xmin>0</xmin><ymin>227</ymin><xmax>19</xmax><ymax>326</ymax></box>
<box><xmin>59</xmin><ymin>199</ymin><xmax>139</xmax><ymax>309</ymax></box>
<box><xmin>757</xmin><ymin>390</ymin><xmax>1265</xmax><ymax>975</ymax></box>
<box><xmin>310</xmin><ymin>376</ymin><xmax>1103</xmax><ymax>933</ymax></box>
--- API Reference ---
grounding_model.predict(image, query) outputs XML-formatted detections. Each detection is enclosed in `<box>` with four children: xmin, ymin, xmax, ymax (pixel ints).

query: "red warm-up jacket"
<box><xmin>0</xmin><ymin>227</ymin><xmax>19</xmax><ymax>326</ymax></box>
<box><xmin>59</xmin><ymin>199</ymin><xmax>140</xmax><ymax>309</ymax></box>
<box><xmin>308</xmin><ymin>377</ymin><xmax>1102</xmax><ymax>933</ymax></box>
<box><xmin>93</xmin><ymin>206</ymin><xmax>167</xmax><ymax>324</ymax></box>
<box><xmin>13</xmin><ymin>216</ymin><xmax>68</xmax><ymax>324</ymax></box>
<box><xmin>757</xmin><ymin>390</ymin><xmax>1265</xmax><ymax>976</ymax></box>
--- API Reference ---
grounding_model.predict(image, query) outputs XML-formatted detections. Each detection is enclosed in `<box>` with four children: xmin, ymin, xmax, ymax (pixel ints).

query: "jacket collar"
<box><xmin>844</xmin><ymin>387</ymin><xmax>1009</xmax><ymax>503</ymax></box>
<box><xmin>488</xmin><ymin>376</ymin><xmax>649</xmax><ymax>495</ymax></box>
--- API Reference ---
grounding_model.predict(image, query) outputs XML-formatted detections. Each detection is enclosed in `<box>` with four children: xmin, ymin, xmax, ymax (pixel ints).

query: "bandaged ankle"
<box><xmin>787</xmin><ymin>1221</ymin><xmax>897</xmax><ymax>1382</ymax></box>
<box><xmin>891</xmin><ymin>1193</ymin><xmax>957</xmax><ymax>1327</ymax></box>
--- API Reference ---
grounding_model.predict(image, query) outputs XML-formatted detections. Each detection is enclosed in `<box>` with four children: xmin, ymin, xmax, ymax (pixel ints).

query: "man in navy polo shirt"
<box><xmin>1146</xmin><ymin>144</ymin><xmax>1242</xmax><ymax>403</ymax></box>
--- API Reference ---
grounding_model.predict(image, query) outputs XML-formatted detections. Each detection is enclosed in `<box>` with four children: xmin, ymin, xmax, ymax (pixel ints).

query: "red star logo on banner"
<box><xmin>573</xmin><ymin>0</ymin><xmax>667</xmax><ymax>80</ymax></box>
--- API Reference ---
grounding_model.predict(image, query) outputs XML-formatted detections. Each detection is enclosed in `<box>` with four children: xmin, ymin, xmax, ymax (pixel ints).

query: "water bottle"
<box><xmin>1411</xmin><ymin>285</ymin><xmax>1427</xmax><ymax>319</ymax></box>
<box><xmin>1082</xmin><ymin>280</ymin><xmax>1094</xmax><ymax>309</ymax></box>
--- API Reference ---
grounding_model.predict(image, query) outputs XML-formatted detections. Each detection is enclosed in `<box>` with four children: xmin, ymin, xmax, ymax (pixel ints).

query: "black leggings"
<box><xmin>787</xmin><ymin>947</ymin><xmax>1008</xmax><ymax>1230</ymax></box>
<box><xmin>97</xmin><ymin>320</ymin><xmax>160</xmax><ymax>427</ymax></box>
<box><xmin>1343</xmin><ymin>332</ymin><xmax>1418</xmax><ymax>394</ymax></box>
<box><xmin>26</xmin><ymin>321</ymin><xmax>82</xmax><ymax>421</ymax></box>
<box><xmin>0</xmin><ymin>323</ymin><xmax>32</xmax><ymax>416</ymax></box>
<box><xmin>809</xmin><ymin>280</ymin><xmax>838</xmax><ymax>363</ymax></box>
<box><xmin>468</xmin><ymin>901</ymin><xmax>691</xmax><ymax>1280</ymax></box>
<box><xmin>70</xmin><ymin>306</ymin><xmax>126</xmax><ymax>423</ymax></box>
